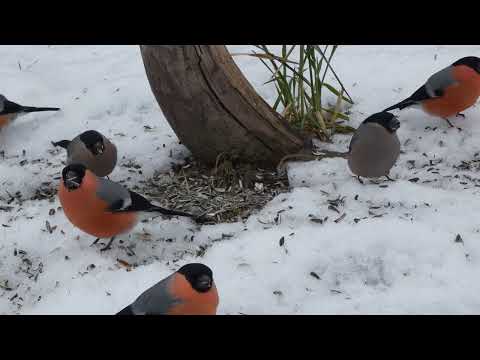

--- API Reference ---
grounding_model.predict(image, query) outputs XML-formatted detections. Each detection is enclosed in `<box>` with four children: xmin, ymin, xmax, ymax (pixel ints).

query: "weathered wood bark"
<box><xmin>140</xmin><ymin>45</ymin><xmax>305</xmax><ymax>168</ymax></box>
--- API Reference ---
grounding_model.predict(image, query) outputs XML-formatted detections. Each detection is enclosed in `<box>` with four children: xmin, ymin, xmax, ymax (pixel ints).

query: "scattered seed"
<box><xmin>328</xmin><ymin>205</ymin><xmax>340</xmax><ymax>213</ymax></box>
<box><xmin>455</xmin><ymin>234</ymin><xmax>464</xmax><ymax>244</ymax></box>
<box><xmin>310</xmin><ymin>218</ymin><xmax>323</xmax><ymax>224</ymax></box>
<box><xmin>117</xmin><ymin>259</ymin><xmax>131</xmax><ymax>269</ymax></box>
<box><xmin>45</xmin><ymin>221</ymin><xmax>54</xmax><ymax>234</ymax></box>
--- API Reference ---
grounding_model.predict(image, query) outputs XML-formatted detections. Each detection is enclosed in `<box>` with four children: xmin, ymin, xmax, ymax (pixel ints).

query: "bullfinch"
<box><xmin>383</xmin><ymin>56</ymin><xmax>480</xmax><ymax>127</ymax></box>
<box><xmin>347</xmin><ymin>112</ymin><xmax>400</xmax><ymax>182</ymax></box>
<box><xmin>58</xmin><ymin>163</ymin><xmax>198</xmax><ymax>251</ymax></box>
<box><xmin>0</xmin><ymin>94</ymin><xmax>60</xmax><ymax>130</ymax></box>
<box><xmin>116</xmin><ymin>263</ymin><xmax>219</xmax><ymax>315</ymax></box>
<box><xmin>52</xmin><ymin>130</ymin><xmax>117</xmax><ymax>177</ymax></box>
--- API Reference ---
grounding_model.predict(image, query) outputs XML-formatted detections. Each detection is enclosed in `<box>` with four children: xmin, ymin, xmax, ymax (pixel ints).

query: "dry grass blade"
<box><xmin>312</xmin><ymin>45</ymin><xmax>354</xmax><ymax>104</ymax></box>
<box><xmin>230</xmin><ymin>52</ymin><xmax>299</xmax><ymax>65</ymax></box>
<box><xmin>330</xmin><ymin>89</ymin><xmax>344</xmax><ymax>125</ymax></box>
<box><xmin>233</xmin><ymin>45</ymin><xmax>353</xmax><ymax>143</ymax></box>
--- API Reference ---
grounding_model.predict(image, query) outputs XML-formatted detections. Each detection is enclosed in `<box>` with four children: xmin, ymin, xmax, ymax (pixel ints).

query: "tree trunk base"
<box><xmin>140</xmin><ymin>45</ymin><xmax>306</xmax><ymax>169</ymax></box>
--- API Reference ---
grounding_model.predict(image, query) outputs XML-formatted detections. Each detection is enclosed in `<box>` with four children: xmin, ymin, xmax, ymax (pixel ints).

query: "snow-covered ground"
<box><xmin>1</xmin><ymin>45</ymin><xmax>480</xmax><ymax>314</ymax></box>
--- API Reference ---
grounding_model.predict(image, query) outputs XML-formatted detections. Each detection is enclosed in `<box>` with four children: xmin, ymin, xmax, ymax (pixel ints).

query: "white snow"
<box><xmin>1</xmin><ymin>45</ymin><xmax>480</xmax><ymax>314</ymax></box>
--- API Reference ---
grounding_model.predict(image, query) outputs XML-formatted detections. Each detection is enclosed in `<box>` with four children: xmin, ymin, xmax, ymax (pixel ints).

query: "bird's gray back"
<box><xmin>348</xmin><ymin>123</ymin><xmax>400</xmax><ymax>178</ymax></box>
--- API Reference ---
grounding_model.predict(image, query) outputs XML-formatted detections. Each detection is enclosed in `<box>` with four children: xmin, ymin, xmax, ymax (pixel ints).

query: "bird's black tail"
<box><xmin>116</xmin><ymin>305</ymin><xmax>134</xmax><ymax>315</ymax></box>
<box><xmin>382</xmin><ymin>99</ymin><xmax>415</xmax><ymax>113</ymax></box>
<box><xmin>126</xmin><ymin>190</ymin><xmax>206</xmax><ymax>222</ymax></box>
<box><xmin>21</xmin><ymin>106</ymin><xmax>60</xmax><ymax>113</ymax></box>
<box><xmin>51</xmin><ymin>140</ymin><xmax>71</xmax><ymax>149</ymax></box>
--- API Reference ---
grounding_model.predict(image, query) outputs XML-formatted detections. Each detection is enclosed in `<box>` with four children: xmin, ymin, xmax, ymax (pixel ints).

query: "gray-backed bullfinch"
<box><xmin>116</xmin><ymin>263</ymin><xmax>219</xmax><ymax>315</ymax></box>
<box><xmin>0</xmin><ymin>94</ymin><xmax>60</xmax><ymax>130</ymax></box>
<box><xmin>58</xmin><ymin>163</ymin><xmax>199</xmax><ymax>251</ymax></box>
<box><xmin>383</xmin><ymin>56</ymin><xmax>480</xmax><ymax>127</ymax></box>
<box><xmin>52</xmin><ymin>130</ymin><xmax>117</xmax><ymax>177</ymax></box>
<box><xmin>347</xmin><ymin>112</ymin><xmax>400</xmax><ymax>182</ymax></box>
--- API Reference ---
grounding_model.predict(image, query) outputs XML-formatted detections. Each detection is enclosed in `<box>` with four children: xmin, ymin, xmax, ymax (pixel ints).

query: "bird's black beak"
<box><xmin>390</xmin><ymin>117</ymin><xmax>400</xmax><ymax>132</ymax></box>
<box><xmin>64</xmin><ymin>171</ymin><xmax>81</xmax><ymax>191</ymax></box>
<box><xmin>65</xmin><ymin>179</ymin><xmax>80</xmax><ymax>190</ymax></box>
<box><xmin>94</xmin><ymin>142</ymin><xmax>105</xmax><ymax>155</ymax></box>
<box><xmin>195</xmin><ymin>274</ymin><xmax>213</xmax><ymax>292</ymax></box>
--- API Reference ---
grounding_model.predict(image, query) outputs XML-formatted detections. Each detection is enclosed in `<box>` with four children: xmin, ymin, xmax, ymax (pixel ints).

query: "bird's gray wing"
<box><xmin>130</xmin><ymin>274</ymin><xmax>182</xmax><ymax>315</ymax></box>
<box><xmin>348</xmin><ymin>123</ymin><xmax>400</xmax><ymax>178</ymax></box>
<box><xmin>96</xmin><ymin>177</ymin><xmax>132</xmax><ymax>211</ymax></box>
<box><xmin>348</xmin><ymin>127</ymin><xmax>361</xmax><ymax>153</ymax></box>
<box><xmin>423</xmin><ymin>65</ymin><xmax>458</xmax><ymax>99</ymax></box>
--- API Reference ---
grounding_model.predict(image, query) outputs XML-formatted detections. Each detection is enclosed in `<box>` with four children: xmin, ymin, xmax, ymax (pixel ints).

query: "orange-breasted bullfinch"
<box><xmin>52</xmin><ymin>130</ymin><xmax>117</xmax><ymax>177</ymax></box>
<box><xmin>348</xmin><ymin>112</ymin><xmax>400</xmax><ymax>182</ymax></box>
<box><xmin>0</xmin><ymin>94</ymin><xmax>60</xmax><ymax>130</ymax></box>
<box><xmin>58</xmin><ymin>163</ymin><xmax>199</xmax><ymax>251</ymax></box>
<box><xmin>383</xmin><ymin>56</ymin><xmax>480</xmax><ymax>127</ymax></box>
<box><xmin>117</xmin><ymin>263</ymin><xmax>219</xmax><ymax>315</ymax></box>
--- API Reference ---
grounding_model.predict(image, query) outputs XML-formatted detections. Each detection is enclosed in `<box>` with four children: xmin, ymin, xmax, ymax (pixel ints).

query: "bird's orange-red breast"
<box><xmin>422</xmin><ymin>65</ymin><xmax>480</xmax><ymax>118</ymax></box>
<box><xmin>167</xmin><ymin>272</ymin><xmax>219</xmax><ymax>315</ymax></box>
<box><xmin>58</xmin><ymin>169</ymin><xmax>138</xmax><ymax>238</ymax></box>
<box><xmin>0</xmin><ymin>114</ymin><xmax>13</xmax><ymax>129</ymax></box>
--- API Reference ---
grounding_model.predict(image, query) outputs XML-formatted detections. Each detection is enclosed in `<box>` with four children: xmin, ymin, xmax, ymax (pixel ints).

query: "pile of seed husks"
<box><xmin>138</xmin><ymin>157</ymin><xmax>290</xmax><ymax>224</ymax></box>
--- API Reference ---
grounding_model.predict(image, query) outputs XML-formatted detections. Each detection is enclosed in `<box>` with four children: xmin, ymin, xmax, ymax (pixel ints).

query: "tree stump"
<box><xmin>140</xmin><ymin>45</ymin><xmax>306</xmax><ymax>168</ymax></box>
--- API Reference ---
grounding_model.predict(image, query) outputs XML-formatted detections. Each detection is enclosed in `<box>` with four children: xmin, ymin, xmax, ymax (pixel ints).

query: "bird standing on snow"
<box><xmin>52</xmin><ymin>130</ymin><xmax>117</xmax><ymax>177</ymax></box>
<box><xmin>117</xmin><ymin>263</ymin><xmax>219</xmax><ymax>315</ymax></box>
<box><xmin>347</xmin><ymin>112</ymin><xmax>400</xmax><ymax>182</ymax></box>
<box><xmin>58</xmin><ymin>163</ymin><xmax>199</xmax><ymax>251</ymax></box>
<box><xmin>0</xmin><ymin>94</ymin><xmax>60</xmax><ymax>130</ymax></box>
<box><xmin>383</xmin><ymin>56</ymin><xmax>480</xmax><ymax>127</ymax></box>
